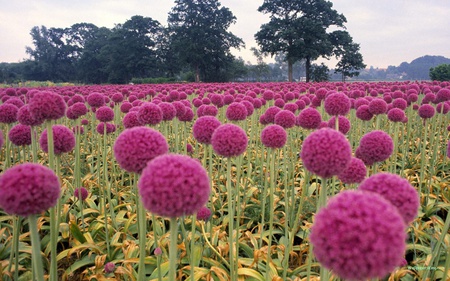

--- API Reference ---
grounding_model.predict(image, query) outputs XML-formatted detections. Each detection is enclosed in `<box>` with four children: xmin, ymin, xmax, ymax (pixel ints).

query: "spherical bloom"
<box><xmin>8</xmin><ymin>124</ymin><xmax>32</xmax><ymax>146</ymax></box>
<box><xmin>226</xmin><ymin>102</ymin><xmax>247</xmax><ymax>121</ymax></box>
<box><xmin>172</xmin><ymin>101</ymin><xmax>187</xmax><ymax>118</ymax></box>
<box><xmin>354</xmin><ymin>98</ymin><xmax>369</xmax><ymax>109</ymax></box>
<box><xmin>138</xmin><ymin>154</ymin><xmax>210</xmax><ymax>218</ymax></box>
<box><xmin>418</xmin><ymin>104</ymin><xmax>435</xmax><ymax>119</ymax></box>
<box><xmin>137</xmin><ymin>102</ymin><xmax>163</xmax><ymax>126</ymax></box>
<box><xmin>114</xmin><ymin>126</ymin><xmax>168</xmax><ymax>174</ymax></box>
<box><xmin>120</xmin><ymin>102</ymin><xmax>133</xmax><ymax>113</ymax></box>
<box><xmin>368</xmin><ymin>98</ymin><xmax>388</xmax><ymax>115</ymax></box>
<box><xmin>122</xmin><ymin>111</ymin><xmax>142</xmax><ymax>128</ymax></box>
<box><xmin>387</xmin><ymin>108</ymin><xmax>406</xmax><ymax>123</ymax></box>
<box><xmin>337</xmin><ymin>157</ymin><xmax>367</xmax><ymax>184</ymax></box>
<box><xmin>310</xmin><ymin>190</ymin><xmax>406</xmax><ymax>280</ymax></box>
<box><xmin>96</xmin><ymin>122</ymin><xmax>116</xmax><ymax>134</ymax></box>
<box><xmin>104</xmin><ymin>262</ymin><xmax>115</xmax><ymax>274</ymax></box>
<box><xmin>111</xmin><ymin>93</ymin><xmax>124</xmax><ymax>103</ymax></box>
<box><xmin>260</xmin><ymin>123</ymin><xmax>287</xmax><ymax>149</ymax></box>
<box><xmin>74</xmin><ymin>187</ymin><xmax>89</xmax><ymax>201</ymax></box>
<box><xmin>95</xmin><ymin>106</ymin><xmax>114</xmax><ymax>122</ymax></box>
<box><xmin>5</xmin><ymin>97</ymin><xmax>24</xmax><ymax>108</ymax></box>
<box><xmin>197</xmin><ymin>206</ymin><xmax>212</xmax><ymax>221</ymax></box>
<box><xmin>300</xmin><ymin>128</ymin><xmax>352</xmax><ymax>178</ymax></box>
<box><xmin>436</xmin><ymin>102</ymin><xmax>450</xmax><ymax>114</ymax></box>
<box><xmin>28</xmin><ymin>91</ymin><xmax>66</xmax><ymax>121</ymax></box>
<box><xmin>241</xmin><ymin>100</ymin><xmax>254</xmax><ymax>116</ymax></box>
<box><xmin>324</xmin><ymin>92</ymin><xmax>351</xmax><ymax>116</ymax></box>
<box><xmin>87</xmin><ymin>92</ymin><xmax>105</xmax><ymax>107</ymax></box>
<box><xmin>263</xmin><ymin>106</ymin><xmax>282</xmax><ymax>124</ymax></box>
<box><xmin>17</xmin><ymin>105</ymin><xmax>43</xmax><ymax>126</ymax></box>
<box><xmin>186</xmin><ymin>143</ymin><xmax>193</xmax><ymax>154</ymax></box>
<box><xmin>296</xmin><ymin>107</ymin><xmax>322</xmax><ymax>130</ymax></box>
<box><xmin>295</xmin><ymin>99</ymin><xmax>306</xmax><ymax>110</ymax></box>
<box><xmin>178</xmin><ymin>107</ymin><xmax>194</xmax><ymax>122</ymax></box>
<box><xmin>211</xmin><ymin>124</ymin><xmax>248</xmax><ymax>158</ymax></box>
<box><xmin>193</xmin><ymin>116</ymin><xmax>221</xmax><ymax>145</ymax></box>
<box><xmin>0</xmin><ymin>103</ymin><xmax>19</xmax><ymax>124</ymax></box>
<box><xmin>273</xmin><ymin>110</ymin><xmax>295</xmax><ymax>129</ymax></box>
<box><xmin>40</xmin><ymin>125</ymin><xmax>76</xmax><ymax>155</ymax></box>
<box><xmin>392</xmin><ymin>98</ymin><xmax>407</xmax><ymax>110</ymax></box>
<box><xmin>263</xmin><ymin>90</ymin><xmax>274</xmax><ymax>100</ymax></box>
<box><xmin>435</xmin><ymin>88</ymin><xmax>450</xmax><ymax>103</ymax></box>
<box><xmin>158</xmin><ymin>102</ymin><xmax>177</xmax><ymax>121</ymax></box>
<box><xmin>81</xmin><ymin>119</ymin><xmax>89</xmax><ymax>126</ymax></box>
<box><xmin>356</xmin><ymin>130</ymin><xmax>393</xmax><ymax>165</ymax></box>
<box><xmin>358</xmin><ymin>173</ymin><xmax>419</xmax><ymax>224</ymax></box>
<box><xmin>356</xmin><ymin>104</ymin><xmax>374</xmax><ymax>121</ymax></box>
<box><xmin>0</xmin><ymin>163</ymin><xmax>60</xmax><ymax>217</ymax></box>
<box><xmin>198</xmin><ymin>104</ymin><xmax>218</xmax><ymax>117</ymax></box>
<box><xmin>327</xmin><ymin>115</ymin><xmax>351</xmax><ymax>134</ymax></box>
<box><xmin>284</xmin><ymin>103</ymin><xmax>298</xmax><ymax>113</ymax></box>
<box><xmin>274</xmin><ymin>98</ymin><xmax>285</xmax><ymax>108</ymax></box>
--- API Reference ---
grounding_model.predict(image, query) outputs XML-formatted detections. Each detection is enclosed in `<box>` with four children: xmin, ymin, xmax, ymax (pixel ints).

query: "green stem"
<box><xmin>266</xmin><ymin>150</ymin><xmax>276</xmax><ymax>281</ymax></box>
<box><xmin>419</xmin><ymin>120</ymin><xmax>428</xmax><ymax>204</ymax></box>
<box><xmin>137</xmin><ymin>173</ymin><xmax>147</xmax><ymax>280</ymax></box>
<box><xmin>169</xmin><ymin>217</ymin><xmax>178</xmax><ymax>281</ymax></box>
<box><xmin>29</xmin><ymin>214</ymin><xmax>45</xmax><ymax>281</ymax></box>
<box><xmin>190</xmin><ymin>214</ymin><xmax>197</xmax><ymax>280</ymax></box>
<box><xmin>227</xmin><ymin>158</ymin><xmax>236</xmax><ymax>281</ymax></box>
<box><xmin>259</xmin><ymin>151</ymin><xmax>269</xmax><ymax>249</ymax></box>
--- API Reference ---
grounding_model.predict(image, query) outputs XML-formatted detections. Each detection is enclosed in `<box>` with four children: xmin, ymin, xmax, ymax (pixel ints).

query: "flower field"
<box><xmin>0</xmin><ymin>81</ymin><xmax>449</xmax><ymax>281</ymax></box>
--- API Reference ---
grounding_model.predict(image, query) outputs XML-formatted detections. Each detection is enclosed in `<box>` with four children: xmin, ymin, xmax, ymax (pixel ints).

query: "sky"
<box><xmin>1</xmin><ymin>0</ymin><xmax>450</xmax><ymax>69</ymax></box>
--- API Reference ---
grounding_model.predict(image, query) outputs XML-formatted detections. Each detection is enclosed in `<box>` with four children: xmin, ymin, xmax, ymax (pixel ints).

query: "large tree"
<box><xmin>255</xmin><ymin>0</ymin><xmax>347</xmax><ymax>82</ymax></box>
<box><xmin>334</xmin><ymin>42</ymin><xmax>366</xmax><ymax>82</ymax></box>
<box><xmin>168</xmin><ymin>0</ymin><xmax>244</xmax><ymax>82</ymax></box>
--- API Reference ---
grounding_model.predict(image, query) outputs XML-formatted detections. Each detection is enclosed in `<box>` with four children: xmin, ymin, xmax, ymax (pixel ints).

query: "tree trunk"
<box><xmin>288</xmin><ymin>59</ymin><xmax>293</xmax><ymax>82</ymax></box>
<box><xmin>305</xmin><ymin>58</ymin><xmax>311</xmax><ymax>82</ymax></box>
<box><xmin>195</xmin><ymin>64</ymin><xmax>200</xmax><ymax>83</ymax></box>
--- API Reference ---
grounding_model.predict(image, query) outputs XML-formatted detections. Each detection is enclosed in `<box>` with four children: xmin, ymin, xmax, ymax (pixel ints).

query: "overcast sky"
<box><xmin>1</xmin><ymin>0</ymin><xmax>449</xmax><ymax>69</ymax></box>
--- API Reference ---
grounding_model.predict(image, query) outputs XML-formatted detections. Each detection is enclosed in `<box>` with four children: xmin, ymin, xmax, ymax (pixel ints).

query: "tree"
<box><xmin>430</xmin><ymin>64</ymin><xmax>450</xmax><ymax>81</ymax></box>
<box><xmin>168</xmin><ymin>0</ymin><xmax>244</xmax><ymax>82</ymax></box>
<box><xmin>255</xmin><ymin>0</ymin><xmax>346</xmax><ymax>82</ymax></box>
<box><xmin>250</xmin><ymin>47</ymin><xmax>270</xmax><ymax>81</ymax></box>
<box><xmin>310</xmin><ymin>63</ymin><xmax>330</xmax><ymax>82</ymax></box>
<box><xmin>334</xmin><ymin>41</ymin><xmax>366</xmax><ymax>82</ymax></box>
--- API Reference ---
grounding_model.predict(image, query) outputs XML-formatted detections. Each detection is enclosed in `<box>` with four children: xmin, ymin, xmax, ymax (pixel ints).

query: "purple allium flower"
<box><xmin>95</xmin><ymin>106</ymin><xmax>114</xmax><ymax>122</ymax></box>
<box><xmin>241</xmin><ymin>100</ymin><xmax>254</xmax><ymax>116</ymax></box>
<box><xmin>122</xmin><ymin>111</ymin><xmax>142</xmax><ymax>129</ymax></box>
<box><xmin>111</xmin><ymin>93</ymin><xmax>124</xmax><ymax>103</ymax></box>
<box><xmin>211</xmin><ymin>124</ymin><xmax>248</xmax><ymax>158</ymax></box>
<box><xmin>387</xmin><ymin>108</ymin><xmax>406</xmax><ymax>123</ymax></box>
<box><xmin>274</xmin><ymin>110</ymin><xmax>296</xmax><ymax>129</ymax></box>
<box><xmin>81</xmin><ymin>119</ymin><xmax>89</xmax><ymax>126</ymax></box>
<box><xmin>260</xmin><ymin>124</ymin><xmax>287</xmax><ymax>149</ymax></box>
<box><xmin>284</xmin><ymin>103</ymin><xmax>298</xmax><ymax>113</ymax></box>
<box><xmin>300</xmin><ymin>128</ymin><xmax>352</xmax><ymax>178</ymax></box>
<box><xmin>17</xmin><ymin>105</ymin><xmax>43</xmax><ymax>126</ymax></box>
<box><xmin>193</xmin><ymin>116</ymin><xmax>221</xmax><ymax>145</ymax></box>
<box><xmin>310</xmin><ymin>190</ymin><xmax>406</xmax><ymax>281</ymax></box>
<box><xmin>418</xmin><ymin>104</ymin><xmax>435</xmax><ymax>119</ymax></box>
<box><xmin>158</xmin><ymin>102</ymin><xmax>177</xmax><ymax>121</ymax></box>
<box><xmin>356</xmin><ymin>130</ymin><xmax>393</xmax><ymax>165</ymax></box>
<box><xmin>337</xmin><ymin>157</ymin><xmax>367</xmax><ymax>184</ymax></box>
<box><xmin>392</xmin><ymin>98</ymin><xmax>407</xmax><ymax>110</ymax></box>
<box><xmin>178</xmin><ymin>107</ymin><xmax>194</xmax><ymax>122</ymax></box>
<box><xmin>74</xmin><ymin>187</ymin><xmax>89</xmax><ymax>201</ymax></box>
<box><xmin>5</xmin><ymin>97</ymin><xmax>24</xmax><ymax>108</ymax></box>
<box><xmin>274</xmin><ymin>98</ymin><xmax>285</xmax><ymax>108</ymax></box>
<box><xmin>172</xmin><ymin>101</ymin><xmax>187</xmax><ymax>118</ymax></box>
<box><xmin>327</xmin><ymin>116</ymin><xmax>351</xmax><ymax>135</ymax></box>
<box><xmin>40</xmin><ymin>125</ymin><xmax>76</xmax><ymax>155</ymax></box>
<box><xmin>356</xmin><ymin>104</ymin><xmax>374</xmax><ymax>121</ymax></box>
<box><xmin>263</xmin><ymin>106</ymin><xmax>282</xmax><ymax>124</ymax></box>
<box><xmin>138</xmin><ymin>154</ymin><xmax>210</xmax><ymax>218</ymax></box>
<box><xmin>226</xmin><ymin>102</ymin><xmax>247</xmax><ymax>121</ymax></box>
<box><xmin>436</xmin><ymin>102</ymin><xmax>450</xmax><ymax>114</ymax></box>
<box><xmin>96</xmin><ymin>122</ymin><xmax>116</xmax><ymax>134</ymax></box>
<box><xmin>368</xmin><ymin>98</ymin><xmax>388</xmax><ymax>115</ymax></box>
<box><xmin>120</xmin><ymin>102</ymin><xmax>133</xmax><ymax>113</ymax></box>
<box><xmin>324</xmin><ymin>92</ymin><xmax>351</xmax><ymax>116</ymax></box>
<box><xmin>358</xmin><ymin>173</ymin><xmax>419</xmax><ymax>224</ymax></box>
<box><xmin>104</xmin><ymin>262</ymin><xmax>115</xmax><ymax>274</ymax></box>
<box><xmin>186</xmin><ymin>143</ymin><xmax>193</xmax><ymax>154</ymax></box>
<box><xmin>263</xmin><ymin>90</ymin><xmax>274</xmax><ymax>100</ymax></box>
<box><xmin>114</xmin><ymin>126</ymin><xmax>168</xmax><ymax>174</ymax></box>
<box><xmin>28</xmin><ymin>91</ymin><xmax>66</xmax><ymax>121</ymax></box>
<box><xmin>295</xmin><ymin>99</ymin><xmax>306</xmax><ymax>110</ymax></box>
<box><xmin>0</xmin><ymin>163</ymin><xmax>60</xmax><ymax>217</ymax></box>
<box><xmin>435</xmin><ymin>88</ymin><xmax>450</xmax><ymax>103</ymax></box>
<box><xmin>296</xmin><ymin>107</ymin><xmax>322</xmax><ymax>130</ymax></box>
<box><xmin>154</xmin><ymin>247</ymin><xmax>163</xmax><ymax>256</ymax></box>
<box><xmin>197</xmin><ymin>206</ymin><xmax>212</xmax><ymax>221</ymax></box>
<box><xmin>137</xmin><ymin>102</ymin><xmax>163</xmax><ymax>126</ymax></box>
<box><xmin>0</xmin><ymin>103</ymin><xmax>19</xmax><ymax>124</ymax></box>
<box><xmin>354</xmin><ymin>98</ymin><xmax>369</xmax><ymax>109</ymax></box>
<box><xmin>199</xmin><ymin>105</ymin><xmax>218</xmax><ymax>117</ymax></box>
<box><xmin>8</xmin><ymin>124</ymin><xmax>32</xmax><ymax>146</ymax></box>
<box><xmin>87</xmin><ymin>92</ymin><xmax>105</xmax><ymax>108</ymax></box>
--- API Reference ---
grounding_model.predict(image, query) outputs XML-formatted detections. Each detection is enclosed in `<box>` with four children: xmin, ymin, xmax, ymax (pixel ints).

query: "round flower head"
<box><xmin>296</xmin><ymin>107</ymin><xmax>322</xmax><ymax>130</ymax></box>
<box><xmin>436</xmin><ymin>102</ymin><xmax>450</xmax><ymax>114</ymax></box>
<box><xmin>197</xmin><ymin>206</ymin><xmax>212</xmax><ymax>221</ymax></box>
<box><xmin>357</xmin><ymin>130</ymin><xmax>393</xmax><ymax>165</ymax></box>
<box><xmin>70</xmin><ymin>102</ymin><xmax>88</xmax><ymax>119</ymax></box>
<box><xmin>435</xmin><ymin>88</ymin><xmax>450</xmax><ymax>103</ymax></box>
<box><xmin>104</xmin><ymin>262</ymin><xmax>115</xmax><ymax>274</ymax></box>
<box><xmin>358</xmin><ymin>173</ymin><xmax>419</xmax><ymax>224</ymax></box>
<box><xmin>274</xmin><ymin>98</ymin><xmax>285</xmax><ymax>108</ymax></box>
<box><xmin>87</xmin><ymin>92</ymin><xmax>105</xmax><ymax>108</ymax></box>
<box><xmin>40</xmin><ymin>125</ymin><xmax>76</xmax><ymax>155</ymax></box>
<box><xmin>310</xmin><ymin>190</ymin><xmax>406</xmax><ymax>280</ymax></box>
<box><xmin>8</xmin><ymin>124</ymin><xmax>32</xmax><ymax>146</ymax></box>
<box><xmin>387</xmin><ymin>108</ymin><xmax>406</xmax><ymax>123</ymax></box>
<box><xmin>120</xmin><ymin>102</ymin><xmax>133</xmax><ymax>113</ymax></box>
<box><xmin>137</xmin><ymin>102</ymin><xmax>163</xmax><ymax>125</ymax></box>
<box><xmin>226</xmin><ymin>102</ymin><xmax>247</xmax><ymax>121</ymax></box>
<box><xmin>337</xmin><ymin>157</ymin><xmax>367</xmax><ymax>184</ymax></box>
<box><xmin>274</xmin><ymin>110</ymin><xmax>296</xmax><ymax>129</ymax></box>
<box><xmin>418</xmin><ymin>104</ymin><xmax>435</xmax><ymax>119</ymax></box>
<box><xmin>5</xmin><ymin>97</ymin><xmax>24</xmax><ymax>108</ymax></box>
<box><xmin>324</xmin><ymin>92</ymin><xmax>351</xmax><ymax>116</ymax></box>
<box><xmin>300</xmin><ymin>128</ymin><xmax>352</xmax><ymax>178</ymax></box>
<box><xmin>122</xmin><ymin>111</ymin><xmax>142</xmax><ymax>128</ymax></box>
<box><xmin>138</xmin><ymin>154</ymin><xmax>210</xmax><ymax>218</ymax></box>
<box><xmin>17</xmin><ymin>105</ymin><xmax>43</xmax><ymax>126</ymax></box>
<box><xmin>263</xmin><ymin>106</ymin><xmax>282</xmax><ymax>124</ymax></box>
<box><xmin>114</xmin><ymin>126</ymin><xmax>169</xmax><ymax>174</ymax></box>
<box><xmin>241</xmin><ymin>100</ymin><xmax>254</xmax><ymax>116</ymax></box>
<box><xmin>0</xmin><ymin>103</ymin><xmax>19</xmax><ymax>124</ymax></box>
<box><xmin>355</xmin><ymin>104</ymin><xmax>374</xmax><ymax>121</ymax></box>
<box><xmin>96</xmin><ymin>122</ymin><xmax>116</xmax><ymax>134</ymax></box>
<box><xmin>261</xmin><ymin>124</ymin><xmax>287</xmax><ymax>149</ymax></box>
<box><xmin>327</xmin><ymin>115</ymin><xmax>351</xmax><ymax>135</ymax></box>
<box><xmin>193</xmin><ymin>116</ymin><xmax>221</xmax><ymax>145</ymax></box>
<box><xmin>392</xmin><ymin>98</ymin><xmax>407</xmax><ymax>110</ymax></box>
<box><xmin>211</xmin><ymin>123</ymin><xmax>248</xmax><ymax>158</ymax></box>
<box><xmin>284</xmin><ymin>103</ymin><xmax>298</xmax><ymax>113</ymax></box>
<box><xmin>0</xmin><ymin>163</ymin><xmax>60</xmax><ymax>217</ymax></box>
<box><xmin>368</xmin><ymin>98</ymin><xmax>388</xmax><ymax>115</ymax></box>
<box><xmin>159</xmin><ymin>102</ymin><xmax>177</xmax><ymax>121</ymax></box>
<box><xmin>178</xmin><ymin>107</ymin><xmax>194</xmax><ymax>122</ymax></box>
<box><xmin>74</xmin><ymin>187</ymin><xmax>89</xmax><ymax>201</ymax></box>
<box><xmin>172</xmin><ymin>101</ymin><xmax>186</xmax><ymax>118</ymax></box>
<box><xmin>28</xmin><ymin>91</ymin><xmax>66</xmax><ymax>121</ymax></box>
<box><xmin>95</xmin><ymin>106</ymin><xmax>114</xmax><ymax>122</ymax></box>
<box><xmin>263</xmin><ymin>90</ymin><xmax>274</xmax><ymax>100</ymax></box>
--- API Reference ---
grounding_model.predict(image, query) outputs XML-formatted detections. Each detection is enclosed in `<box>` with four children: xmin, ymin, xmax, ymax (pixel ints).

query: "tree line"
<box><xmin>0</xmin><ymin>0</ymin><xmax>366</xmax><ymax>84</ymax></box>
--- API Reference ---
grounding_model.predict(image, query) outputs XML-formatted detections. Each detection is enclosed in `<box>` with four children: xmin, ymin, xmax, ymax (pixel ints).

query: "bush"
<box><xmin>130</xmin><ymin>77</ymin><xmax>177</xmax><ymax>84</ymax></box>
<box><xmin>430</xmin><ymin>64</ymin><xmax>450</xmax><ymax>81</ymax></box>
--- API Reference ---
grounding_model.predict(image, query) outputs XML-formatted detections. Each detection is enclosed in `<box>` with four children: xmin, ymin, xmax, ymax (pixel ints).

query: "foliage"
<box><xmin>334</xmin><ymin>40</ymin><xmax>366</xmax><ymax>82</ymax></box>
<box><xmin>310</xmin><ymin>63</ymin><xmax>330</xmax><ymax>82</ymax></box>
<box><xmin>430</xmin><ymin>64</ymin><xmax>450</xmax><ymax>81</ymax></box>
